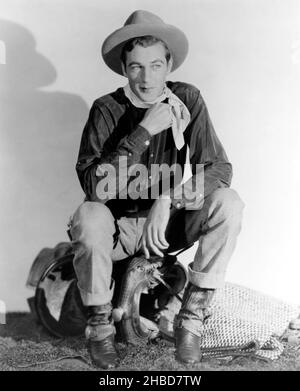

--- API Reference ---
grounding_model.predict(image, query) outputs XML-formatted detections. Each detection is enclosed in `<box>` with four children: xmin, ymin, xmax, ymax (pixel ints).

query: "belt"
<box><xmin>122</xmin><ymin>209</ymin><xmax>150</xmax><ymax>218</ymax></box>
<box><xmin>107</xmin><ymin>199</ymin><xmax>152</xmax><ymax>219</ymax></box>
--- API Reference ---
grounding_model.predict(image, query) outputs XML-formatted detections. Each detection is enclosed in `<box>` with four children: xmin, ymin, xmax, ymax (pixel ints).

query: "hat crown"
<box><xmin>124</xmin><ymin>10</ymin><xmax>164</xmax><ymax>27</ymax></box>
<box><xmin>102</xmin><ymin>10</ymin><xmax>188</xmax><ymax>76</ymax></box>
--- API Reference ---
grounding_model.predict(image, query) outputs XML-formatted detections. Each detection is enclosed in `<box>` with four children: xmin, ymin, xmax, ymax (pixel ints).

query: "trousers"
<box><xmin>69</xmin><ymin>188</ymin><xmax>245</xmax><ymax>306</ymax></box>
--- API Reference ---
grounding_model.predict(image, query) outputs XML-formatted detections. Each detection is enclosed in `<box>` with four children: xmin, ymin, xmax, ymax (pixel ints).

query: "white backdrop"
<box><xmin>0</xmin><ymin>0</ymin><xmax>300</xmax><ymax>311</ymax></box>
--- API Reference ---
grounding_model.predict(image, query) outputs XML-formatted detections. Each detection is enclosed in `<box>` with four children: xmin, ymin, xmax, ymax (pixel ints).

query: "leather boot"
<box><xmin>174</xmin><ymin>283</ymin><xmax>215</xmax><ymax>364</ymax></box>
<box><xmin>86</xmin><ymin>303</ymin><xmax>119</xmax><ymax>369</ymax></box>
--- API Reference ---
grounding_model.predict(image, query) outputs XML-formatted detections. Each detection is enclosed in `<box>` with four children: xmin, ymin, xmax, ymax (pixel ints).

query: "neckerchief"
<box><xmin>123</xmin><ymin>83</ymin><xmax>190</xmax><ymax>150</ymax></box>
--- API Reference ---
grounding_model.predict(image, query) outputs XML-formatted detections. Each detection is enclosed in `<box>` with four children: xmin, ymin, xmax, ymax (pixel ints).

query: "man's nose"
<box><xmin>141</xmin><ymin>67</ymin><xmax>151</xmax><ymax>83</ymax></box>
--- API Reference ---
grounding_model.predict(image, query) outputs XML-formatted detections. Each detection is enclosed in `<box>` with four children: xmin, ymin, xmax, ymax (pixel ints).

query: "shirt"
<box><xmin>123</xmin><ymin>82</ymin><xmax>191</xmax><ymax>150</ymax></box>
<box><xmin>76</xmin><ymin>81</ymin><xmax>232</xmax><ymax>217</ymax></box>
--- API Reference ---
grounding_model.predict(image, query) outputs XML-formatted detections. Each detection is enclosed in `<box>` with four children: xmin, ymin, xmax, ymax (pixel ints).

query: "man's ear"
<box><xmin>167</xmin><ymin>57</ymin><xmax>173</xmax><ymax>74</ymax></box>
<box><xmin>121</xmin><ymin>63</ymin><xmax>127</xmax><ymax>77</ymax></box>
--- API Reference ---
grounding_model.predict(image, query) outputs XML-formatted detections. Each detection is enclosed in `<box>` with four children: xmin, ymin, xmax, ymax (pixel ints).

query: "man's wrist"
<box><xmin>139</xmin><ymin>120</ymin><xmax>150</xmax><ymax>134</ymax></box>
<box><xmin>160</xmin><ymin>191</ymin><xmax>185</xmax><ymax>210</ymax></box>
<box><xmin>158</xmin><ymin>194</ymin><xmax>172</xmax><ymax>208</ymax></box>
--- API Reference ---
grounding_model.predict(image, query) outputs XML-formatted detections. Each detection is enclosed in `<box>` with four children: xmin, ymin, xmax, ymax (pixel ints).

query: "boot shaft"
<box><xmin>86</xmin><ymin>303</ymin><xmax>115</xmax><ymax>341</ymax></box>
<box><xmin>87</xmin><ymin>303</ymin><xmax>113</xmax><ymax>326</ymax></box>
<box><xmin>181</xmin><ymin>283</ymin><xmax>215</xmax><ymax>315</ymax></box>
<box><xmin>175</xmin><ymin>283</ymin><xmax>215</xmax><ymax>337</ymax></box>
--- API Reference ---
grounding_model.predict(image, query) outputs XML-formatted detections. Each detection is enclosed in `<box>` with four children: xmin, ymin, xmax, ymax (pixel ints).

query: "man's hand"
<box><xmin>140</xmin><ymin>197</ymin><xmax>172</xmax><ymax>258</ymax></box>
<box><xmin>139</xmin><ymin>103</ymin><xmax>173</xmax><ymax>136</ymax></box>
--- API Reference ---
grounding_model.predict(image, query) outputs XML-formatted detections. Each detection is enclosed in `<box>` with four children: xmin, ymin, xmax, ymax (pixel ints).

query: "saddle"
<box><xmin>26</xmin><ymin>241</ymin><xmax>188</xmax><ymax>344</ymax></box>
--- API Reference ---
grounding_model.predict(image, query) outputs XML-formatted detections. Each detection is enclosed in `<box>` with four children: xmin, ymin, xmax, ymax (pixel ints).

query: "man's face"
<box><xmin>122</xmin><ymin>42</ymin><xmax>172</xmax><ymax>102</ymax></box>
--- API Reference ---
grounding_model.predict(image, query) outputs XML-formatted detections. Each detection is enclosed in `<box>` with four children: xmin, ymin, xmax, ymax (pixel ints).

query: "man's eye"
<box><xmin>131</xmin><ymin>66</ymin><xmax>141</xmax><ymax>71</ymax></box>
<box><xmin>153</xmin><ymin>64</ymin><xmax>162</xmax><ymax>69</ymax></box>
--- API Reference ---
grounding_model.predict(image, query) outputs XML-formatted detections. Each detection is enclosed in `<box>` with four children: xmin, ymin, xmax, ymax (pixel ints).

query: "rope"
<box><xmin>12</xmin><ymin>354</ymin><xmax>91</xmax><ymax>369</ymax></box>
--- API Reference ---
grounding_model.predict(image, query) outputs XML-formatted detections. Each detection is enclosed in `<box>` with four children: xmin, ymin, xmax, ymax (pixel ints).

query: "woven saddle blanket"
<box><xmin>157</xmin><ymin>282</ymin><xmax>300</xmax><ymax>360</ymax></box>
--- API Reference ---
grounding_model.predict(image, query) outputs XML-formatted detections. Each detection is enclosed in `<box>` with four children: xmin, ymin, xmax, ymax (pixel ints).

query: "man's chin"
<box><xmin>138</xmin><ymin>92</ymin><xmax>159</xmax><ymax>103</ymax></box>
<box><xmin>133</xmin><ymin>87</ymin><xmax>159</xmax><ymax>101</ymax></box>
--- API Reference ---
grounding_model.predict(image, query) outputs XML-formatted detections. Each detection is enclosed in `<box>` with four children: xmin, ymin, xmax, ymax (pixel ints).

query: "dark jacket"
<box><xmin>76</xmin><ymin>81</ymin><xmax>232</xmax><ymax>217</ymax></box>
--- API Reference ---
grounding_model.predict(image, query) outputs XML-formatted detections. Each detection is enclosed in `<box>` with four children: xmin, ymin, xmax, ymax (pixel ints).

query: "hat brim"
<box><xmin>101</xmin><ymin>24</ymin><xmax>189</xmax><ymax>75</ymax></box>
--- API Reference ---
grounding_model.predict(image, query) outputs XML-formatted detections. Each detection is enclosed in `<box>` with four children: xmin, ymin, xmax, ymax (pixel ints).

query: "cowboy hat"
<box><xmin>101</xmin><ymin>10</ymin><xmax>189</xmax><ymax>76</ymax></box>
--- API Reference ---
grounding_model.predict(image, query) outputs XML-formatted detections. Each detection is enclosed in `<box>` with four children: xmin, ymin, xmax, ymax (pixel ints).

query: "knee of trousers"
<box><xmin>70</xmin><ymin>201</ymin><xmax>116</xmax><ymax>245</ymax></box>
<box><xmin>210</xmin><ymin>188</ymin><xmax>245</xmax><ymax>232</ymax></box>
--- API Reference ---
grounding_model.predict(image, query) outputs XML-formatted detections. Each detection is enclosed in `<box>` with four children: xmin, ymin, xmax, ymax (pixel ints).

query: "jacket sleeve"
<box><xmin>171</xmin><ymin>91</ymin><xmax>233</xmax><ymax>210</ymax></box>
<box><xmin>76</xmin><ymin>101</ymin><xmax>151</xmax><ymax>202</ymax></box>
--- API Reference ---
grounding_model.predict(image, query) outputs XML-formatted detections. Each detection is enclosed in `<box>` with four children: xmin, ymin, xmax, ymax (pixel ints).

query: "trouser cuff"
<box><xmin>188</xmin><ymin>263</ymin><xmax>225</xmax><ymax>289</ymax></box>
<box><xmin>77</xmin><ymin>280</ymin><xmax>115</xmax><ymax>306</ymax></box>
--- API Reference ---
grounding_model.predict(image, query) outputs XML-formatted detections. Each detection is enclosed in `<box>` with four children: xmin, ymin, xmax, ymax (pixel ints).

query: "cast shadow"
<box><xmin>0</xmin><ymin>19</ymin><xmax>89</xmax><ymax>208</ymax></box>
<box><xmin>0</xmin><ymin>19</ymin><xmax>91</xmax><ymax>320</ymax></box>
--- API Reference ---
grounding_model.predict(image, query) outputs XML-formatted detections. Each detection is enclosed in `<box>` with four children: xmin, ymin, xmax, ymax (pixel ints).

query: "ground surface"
<box><xmin>0</xmin><ymin>312</ymin><xmax>300</xmax><ymax>371</ymax></box>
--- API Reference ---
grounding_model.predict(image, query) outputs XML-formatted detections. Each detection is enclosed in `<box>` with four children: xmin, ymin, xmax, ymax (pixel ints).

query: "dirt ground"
<box><xmin>1</xmin><ymin>312</ymin><xmax>300</xmax><ymax>371</ymax></box>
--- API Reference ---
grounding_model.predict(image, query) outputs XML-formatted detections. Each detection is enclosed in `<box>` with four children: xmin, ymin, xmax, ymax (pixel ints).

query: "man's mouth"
<box><xmin>140</xmin><ymin>87</ymin><xmax>154</xmax><ymax>93</ymax></box>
